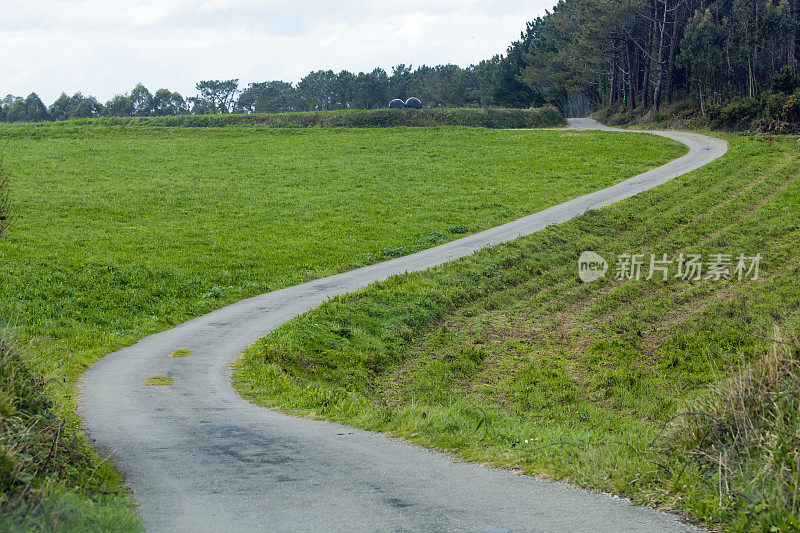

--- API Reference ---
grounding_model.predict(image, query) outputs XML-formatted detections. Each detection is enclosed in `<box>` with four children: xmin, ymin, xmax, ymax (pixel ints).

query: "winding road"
<box><xmin>79</xmin><ymin>119</ymin><xmax>727</xmax><ymax>532</ymax></box>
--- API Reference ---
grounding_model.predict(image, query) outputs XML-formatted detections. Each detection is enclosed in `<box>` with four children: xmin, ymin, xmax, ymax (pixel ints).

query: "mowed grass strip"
<box><xmin>0</xmin><ymin>124</ymin><xmax>683</xmax><ymax>394</ymax></box>
<box><xmin>233</xmin><ymin>134</ymin><xmax>800</xmax><ymax>531</ymax></box>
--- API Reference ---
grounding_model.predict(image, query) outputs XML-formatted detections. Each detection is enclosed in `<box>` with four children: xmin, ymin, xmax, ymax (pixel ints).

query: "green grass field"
<box><xmin>234</xmin><ymin>133</ymin><xmax>800</xmax><ymax>532</ymax></box>
<box><xmin>0</xmin><ymin>125</ymin><xmax>684</xmax><ymax>388</ymax></box>
<box><xmin>0</xmin><ymin>122</ymin><xmax>684</xmax><ymax>528</ymax></box>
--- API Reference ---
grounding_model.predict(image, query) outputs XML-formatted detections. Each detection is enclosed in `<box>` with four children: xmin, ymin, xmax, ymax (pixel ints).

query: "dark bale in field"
<box><xmin>389</xmin><ymin>99</ymin><xmax>406</xmax><ymax>109</ymax></box>
<box><xmin>405</xmin><ymin>97</ymin><xmax>422</xmax><ymax>109</ymax></box>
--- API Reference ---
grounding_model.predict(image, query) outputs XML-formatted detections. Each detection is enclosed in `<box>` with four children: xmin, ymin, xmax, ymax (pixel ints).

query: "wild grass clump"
<box><xmin>0</xmin><ymin>333</ymin><xmax>58</xmax><ymax>509</ymax></box>
<box><xmin>0</xmin><ymin>333</ymin><xmax>141</xmax><ymax>530</ymax></box>
<box><xmin>652</xmin><ymin>330</ymin><xmax>800</xmax><ymax>531</ymax></box>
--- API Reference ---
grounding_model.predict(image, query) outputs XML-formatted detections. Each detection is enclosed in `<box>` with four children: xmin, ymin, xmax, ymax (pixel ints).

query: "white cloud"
<box><xmin>0</xmin><ymin>0</ymin><xmax>555</xmax><ymax>104</ymax></box>
<box><xmin>125</xmin><ymin>5</ymin><xmax>169</xmax><ymax>26</ymax></box>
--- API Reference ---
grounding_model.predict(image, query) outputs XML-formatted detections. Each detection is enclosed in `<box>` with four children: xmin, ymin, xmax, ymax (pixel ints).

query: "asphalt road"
<box><xmin>78</xmin><ymin>119</ymin><xmax>728</xmax><ymax>532</ymax></box>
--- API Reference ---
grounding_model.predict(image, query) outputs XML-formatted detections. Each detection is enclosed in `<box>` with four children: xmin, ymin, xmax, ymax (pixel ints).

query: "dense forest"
<box><xmin>522</xmin><ymin>0</ymin><xmax>800</xmax><ymax>129</ymax></box>
<box><xmin>2</xmin><ymin>0</ymin><xmax>799</xmax><ymax>128</ymax></box>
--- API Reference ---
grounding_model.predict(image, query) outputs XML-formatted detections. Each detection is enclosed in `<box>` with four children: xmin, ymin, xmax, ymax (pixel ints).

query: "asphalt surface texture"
<box><xmin>79</xmin><ymin>119</ymin><xmax>728</xmax><ymax>532</ymax></box>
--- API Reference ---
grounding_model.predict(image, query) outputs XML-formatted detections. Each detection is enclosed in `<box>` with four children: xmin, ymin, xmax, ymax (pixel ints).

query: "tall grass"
<box><xmin>652</xmin><ymin>330</ymin><xmax>800</xmax><ymax>531</ymax></box>
<box><xmin>0</xmin><ymin>331</ymin><xmax>141</xmax><ymax>530</ymax></box>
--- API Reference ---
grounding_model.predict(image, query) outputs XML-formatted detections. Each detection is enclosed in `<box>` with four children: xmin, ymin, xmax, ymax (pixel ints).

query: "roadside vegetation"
<box><xmin>234</xmin><ymin>133</ymin><xmax>800</xmax><ymax>532</ymax></box>
<box><xmin>594</xmin><ymin>73</ymin><xmax>800</xmax><ymax>134</ymax></box>
<box><xmin>0</xmin><ymin>123</ymin><xmax>682</xmax><ymax>528</ymax></box>
<box><xmin>0</xmin><ymin>334</ymin><xmax>142</xmax><ymax>531</ymax></box>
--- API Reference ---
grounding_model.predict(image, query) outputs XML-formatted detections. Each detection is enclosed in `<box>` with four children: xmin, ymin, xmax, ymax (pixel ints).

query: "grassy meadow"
<box><xmin>234</xmin><ymin>133</ymin><xmax>800</xmax><ymax>532</ymax></box>
<box><xmin>0</xmin><ymin>122</ymin><xmax>684</xmax><ymax>528</ymax></box>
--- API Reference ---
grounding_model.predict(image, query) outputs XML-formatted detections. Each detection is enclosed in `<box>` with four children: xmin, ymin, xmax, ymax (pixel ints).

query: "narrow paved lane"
<box><xmin>79</xmin><ymin>120</ymin><xmax>727</xmax><ymax>532</ymax></box>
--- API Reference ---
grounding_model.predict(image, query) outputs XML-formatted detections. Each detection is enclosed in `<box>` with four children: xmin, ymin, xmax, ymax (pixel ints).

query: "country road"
<box><xmin>78</xmin><ymin>119</ymin><xmax>727</xmax><ymax>532</ymax></box>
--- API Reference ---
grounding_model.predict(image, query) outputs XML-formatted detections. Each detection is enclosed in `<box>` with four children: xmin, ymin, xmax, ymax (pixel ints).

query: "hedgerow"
<box><xmin>75</xmin><ymin>106</ymin><xmax>564</xmax><ymax>129</ymax></box>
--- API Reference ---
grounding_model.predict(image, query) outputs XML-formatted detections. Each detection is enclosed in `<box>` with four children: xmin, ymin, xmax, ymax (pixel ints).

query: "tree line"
<box><xmin>3</xmin><ymin>0</ymin><xmax>799</xmax><ymax>123</ymax></box>
<box><xmin>519</xmin><ymin>0</ymin><xmax>799</xmax><ymax>115</ymax></box>
<box><xmin>0</xmin><ymin>59</ymin><xmax>537</xmax><ymax>123</ymax></box>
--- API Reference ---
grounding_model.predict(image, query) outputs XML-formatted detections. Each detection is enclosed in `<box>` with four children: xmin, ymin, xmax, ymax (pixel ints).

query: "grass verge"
<box><xmin>0</xmin><ymin>333</ymin><xmax>141</xmax><ymax>530</ymax></box>
<box><xmin>233</xmin><ymin>132</ymin><xmax>800</xmax><ymax>531</ymax></box>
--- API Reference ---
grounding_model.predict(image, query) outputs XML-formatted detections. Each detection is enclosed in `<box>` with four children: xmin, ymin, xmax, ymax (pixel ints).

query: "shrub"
<box><xmin>780</xmin><ymin>90</ymin><xmax>800</xmax><ymax>123</ymax></box>
<box><xmin>709</xmin><ymin>97</ymin><xmax>760</xmax><ymax>130</ymax></box>
<box><xmin>595</xmin><ymin>92</ymin><xmax>800</xmax><ymax>133</ymax></box>
<box><xmin>669</xmin><ymin>98</ymin><xmax>700</xmax><ymax>118</ymax></box>
<box><xmin>771</xmin><ymin>66</ymin><xmax>800</xmax><ymax>94</ymax></box>
<box><xmin>754</xmin><ymin>91</ymin><xmax>800</xmax><ymax>133</ymax></box>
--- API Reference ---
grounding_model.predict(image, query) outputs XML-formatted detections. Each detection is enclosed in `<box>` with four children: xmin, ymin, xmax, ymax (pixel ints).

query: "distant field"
<box><xmin>0</xmin><ymin>125</ymin><xmax>683</xmax><ymax>388</ymax></box>
<box><xmin>234</xmin><ymin>133</ymin><xmax>800</xmax><ymax>531</ymax></box>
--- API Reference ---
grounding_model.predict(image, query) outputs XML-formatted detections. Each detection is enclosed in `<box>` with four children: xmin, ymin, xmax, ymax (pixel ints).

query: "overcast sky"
<box><xmin>1</xmin><ymin>1</ymin><xmax>556</xmax><ymax>104</ymax></box>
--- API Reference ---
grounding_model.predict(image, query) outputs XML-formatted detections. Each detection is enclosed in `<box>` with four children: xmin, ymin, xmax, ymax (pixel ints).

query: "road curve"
<box><xmin>79</xmin><ymin>119</ymin><xmax>727</xmax><ymax>532</ymax></box>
